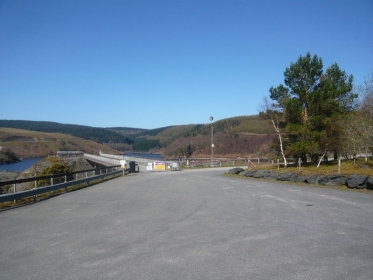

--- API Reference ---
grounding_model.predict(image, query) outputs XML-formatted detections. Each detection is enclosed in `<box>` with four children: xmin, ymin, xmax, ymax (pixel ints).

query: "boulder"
<box><xmin>296</xmin><ymin>176</ymin><xmax>308</xmax><ymax>183</ymax></box>
<box><xmin>227</xmin><ymin>167</ymin><xmax>244</xmax><ymax>175</ymax></box>
<box><xmin>289</xmin><ymin>173</ymin><xmax>300</xmax><ymax>182</ymax></box>
<box><xmin>227</xmin><ymin>167</ymin><xmax>373</xmax><ymax>191</ymax></box>
<box><xmin>253</xmin><ymin>170</ymin><xmax>272</xmax><ymax>178</ymax></box>
<box><xmin>304</xmin><ymin>175</ymin><xmax>321</xmax><ymax>184</ymax></box>
<box><xmin>241</xmin><ymin>170</ymin><xmax>279</xmax><ymax>180</ymax></box>
<box><xmin>277</xmin><ymin>172</ymin><xmax>298</xmax><ymax>182</ymax></box>
<box><xmin>264</xmin><ymin>172</ymin><xmax>280</xmax><ymax>180</ymax></box>
<box><xmin>238</xmin><ymin>170</ymin><xmax>250</xmax><ymax>176</ymax></box>
<box><xmin>366</xmin><ymin>177</ymin><xmax>373</xmax><ymax>190</ymax></box>
<box><xmin>244</xmin><ymin>170</ymin><xmax>257</xmax><ymax>177</ymax></box>
<box><xmin>318</xmin><ymin>175</ymin><xmax>347</xmax><ymax>186</ymax></box>
<box><xmin>346</xmin><ymin>175</ymin><xmax>369</xmax><ymax>189</ymax></box>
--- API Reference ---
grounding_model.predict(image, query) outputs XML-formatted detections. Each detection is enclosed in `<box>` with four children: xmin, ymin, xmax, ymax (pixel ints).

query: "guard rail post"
<box><xmin>0</xmin><ymin>165</ymin><xmax>124</xmax><ymax>204</ymax></box>
<box><xmin>34</xmin><ymin>177</ymin><xmax>37</xmax><ymax>201</ymax></box>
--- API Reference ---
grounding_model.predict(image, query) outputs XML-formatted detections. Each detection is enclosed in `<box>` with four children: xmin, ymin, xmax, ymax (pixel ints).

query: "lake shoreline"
<box><xmin>0</xmin><ymin>157</ymin><xmax>45</xmax><ymax>172</ymax></box>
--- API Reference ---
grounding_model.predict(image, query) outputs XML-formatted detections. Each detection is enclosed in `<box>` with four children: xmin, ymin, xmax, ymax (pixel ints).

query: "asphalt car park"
<box><xmin>1</xmin><ymin>168</ymin><xmax>372</xmax><ymax>280</ymax></box>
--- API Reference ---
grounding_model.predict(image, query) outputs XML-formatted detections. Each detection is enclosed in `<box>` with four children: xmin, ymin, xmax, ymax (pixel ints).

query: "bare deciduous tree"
<box><xmin>359</xmin><ymin>74</ymin><xmax>373</xmax><ymax>152</ymax></box>
<box><xmin>341</xmin><ymin>74</ymin><xmax>373</xmax><ymax>158</ymax></box>
<box><xmin>260</xmin><ymin>97</ymin><xmax>288</xmax><ymax>167</ymax></box>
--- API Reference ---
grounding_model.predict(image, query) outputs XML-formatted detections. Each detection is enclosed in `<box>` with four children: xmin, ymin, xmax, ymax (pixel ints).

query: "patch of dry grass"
<box><xmin>250</xmin><ymin>158</ymin><xmax>373</xmax><ymax>176</ymax></box>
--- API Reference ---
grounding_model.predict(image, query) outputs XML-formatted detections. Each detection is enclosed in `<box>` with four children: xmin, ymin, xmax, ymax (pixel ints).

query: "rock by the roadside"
<box><xmin>304</xmin><ymin>175</ymin><xmax>321</xmax><ymax>184</ymax></box>
<box><xmin>227</xmin><ymin>167</ymin><xmax>244</xmax><ymax>175</ymax></box>
<box><xmin>265</xmin><ymin>172</ymin><xmax>280</xmax><ymax>180</ymax></box>
<box><xmin>346</xmin><ymin>175</ymin><xmax>369</xmax><ymax>189</ymax></box>
<box><xmin>296</xmin><ymin>175</ymin><xmax>308</xmax><ymax>183</ymax></box>
<box><xmin>277</xmin><ymin>172</ymin><xmax>298</xmax><ymax>182</ymax></box>
<box><xmin>318</xmin><ymin>175</ymin><xmax>347</xmax><ymax>186</ymax></box>
<box><xmin>227</xmin><ymin>167</ymin><xmax>373</xmax><ymax>191</ymax></box>
<box><xmin>244</xmin><ymin>170</ymin><xmax>257</xmax><ymax>177</ymax></box>
<box><xmin>366</xmin><ymin>177</ymin><xmax>373</xmax><ymax>190</ymax></box>
<box><xmin>253</xmin><ymin>170</ymin><xmax>272</xmax><ymax>178</ymax></box>
<box><xmin>238</xmin><ymin>170</ymin><xmax>249</xmax><ymax>176</ymax></box>
<box><xmin>289</xmin><ymin>173</ymin><xmax>299</xmax><ymax>182</ymax></box>
<box><xmin>241</xmin><ymin>170</ymin><xmax>279</xmax><ymax>180</ymax></box>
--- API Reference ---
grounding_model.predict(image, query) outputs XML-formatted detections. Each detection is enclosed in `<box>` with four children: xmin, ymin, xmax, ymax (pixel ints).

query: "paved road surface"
<box><xmin>1</xmin><ymin>168</ymin><xmax>373</xmax><ymax>279</ymax></box>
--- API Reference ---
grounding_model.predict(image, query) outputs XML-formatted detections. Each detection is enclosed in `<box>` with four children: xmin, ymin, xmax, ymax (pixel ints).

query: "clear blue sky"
<box><xmin>1</xmin><ymin>0</ymin><xmax>372</xmax><ymax>129</ymax></box>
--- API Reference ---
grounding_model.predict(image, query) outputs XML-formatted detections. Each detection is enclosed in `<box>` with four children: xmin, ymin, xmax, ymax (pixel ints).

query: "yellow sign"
<box><xmin>154</xmin><ymin>161</ymin><xmax>166</xmax><ymax>170</ymax></box>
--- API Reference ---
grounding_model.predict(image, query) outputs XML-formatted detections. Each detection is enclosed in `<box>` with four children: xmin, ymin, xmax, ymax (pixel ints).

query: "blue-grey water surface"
<box><xmin>0</xmin><ymin>157</ymin><xmax>44</xmax><ymax>171</ymax></box>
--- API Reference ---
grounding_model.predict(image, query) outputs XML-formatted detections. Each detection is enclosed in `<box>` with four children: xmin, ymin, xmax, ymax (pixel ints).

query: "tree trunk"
<box><xmin>303</xmin><ymin>103</ymin><xmax>309</xmax><ymax>123</ymax></box>
<box><xmin>317</xmin><ymin>144</ymin><xmax>329</xmax><ymax>168</ymax></box>
<box><xmin>272</xmin><ymin>120</ymin><xmax>287</xmax><ymax>167</ymax></box>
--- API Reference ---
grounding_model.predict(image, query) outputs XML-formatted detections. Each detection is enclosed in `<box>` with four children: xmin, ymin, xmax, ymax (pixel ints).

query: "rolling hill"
<box><xmin>1</xmin><ymin>115</ymin><xmax>276</xmax><ymax>158</ymax></box>
<box><xmin>110</xmin><ymin>115</ymin><xmax>276</xmax><ymax>158</ymax></box>
<box><xmin>0</xmin><ymin>127</ymin><xmax>119</xmax><ymax>158</ymax></box>
<box><xmin>0</xmin><ymin>120</ymin><xmax>133</xmax><ymax>144</ymax></box>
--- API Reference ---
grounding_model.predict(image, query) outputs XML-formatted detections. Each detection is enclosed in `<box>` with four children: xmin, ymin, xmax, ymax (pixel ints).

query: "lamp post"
<box><xmin>209</xmin><ymin>116</ymin><xmax>214</xmax><ymax>167</ymax></box>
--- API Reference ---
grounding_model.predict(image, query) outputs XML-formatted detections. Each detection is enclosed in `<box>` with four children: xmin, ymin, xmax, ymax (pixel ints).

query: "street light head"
<box><xmin>209</xmin><ymin>116</ymin><xmax>213</xmax><ymax>122</ymax></box>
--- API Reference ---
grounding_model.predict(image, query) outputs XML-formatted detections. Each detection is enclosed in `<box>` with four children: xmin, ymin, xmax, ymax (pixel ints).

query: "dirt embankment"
<box><xmin>24</xmin><ymin>157</ymin><xmax>93</xmax><ymax>176</ymax></box>
<box><xmin>0</xmin><ymin>170</ymin><xmax>23</xmax><ymax>182</ymax></box>
<box><xmin>0</xmin><ymin>148</ymin><xmax>21</xmax><ymax>164</ymax></box>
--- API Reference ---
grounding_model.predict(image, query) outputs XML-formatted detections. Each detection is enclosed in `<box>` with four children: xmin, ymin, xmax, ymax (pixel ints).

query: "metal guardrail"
<box><xmin>180</xmin><ymin>159</ymin><xmax>249</xmax><ymax>168</ymax></box>
<box><xmin>0</xmin><ymin>165</ymin><xmax>129</xmax><ymax>203</ymax></box>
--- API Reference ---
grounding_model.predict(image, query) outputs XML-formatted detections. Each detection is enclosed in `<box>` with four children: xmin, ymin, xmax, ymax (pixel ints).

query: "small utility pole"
<box><xmin>210</xmin><ymin>116</ymin><xmax>214</xmax><ymax>167</ymax></box>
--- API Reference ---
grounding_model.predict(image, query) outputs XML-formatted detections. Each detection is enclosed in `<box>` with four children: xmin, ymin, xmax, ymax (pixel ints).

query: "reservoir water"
<box><xmin>0</xmin><ymin>157</ymin><xmax>44</xmax><ymax>172</ymax></box>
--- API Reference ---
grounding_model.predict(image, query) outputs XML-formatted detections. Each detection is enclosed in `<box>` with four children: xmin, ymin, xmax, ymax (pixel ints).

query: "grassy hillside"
<box><xmin>0</xmin><ymin>128</ymin><xmax>119</xmax><ymax>158</ymax></box>
<box><xmin>115</xmin><ymin>115</ymin><xmax>276</xmax><ymax>158</ymax></box>
<box><xmin>1</xmin><ymin>115</ymin><xmax>276</xmax><ymax>158</ymax></box>
<box><xmin>0</xmin><ymin>120</ymin><xmax>133</xmax><ymax>145</ymax></box>
<box><xmin>113</xmin><ymin>115</ymin><xmax>272</xmax><ymax>141</ymax></box>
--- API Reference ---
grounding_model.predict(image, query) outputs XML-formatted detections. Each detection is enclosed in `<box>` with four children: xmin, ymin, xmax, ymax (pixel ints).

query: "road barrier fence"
<box><xmin>0</xmin><ymin>165</ymin><xmax>128</xmax><ymax>204</ymax></box>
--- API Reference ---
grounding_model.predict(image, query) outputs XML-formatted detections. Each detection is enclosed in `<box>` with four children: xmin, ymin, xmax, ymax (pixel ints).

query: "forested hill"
<box><xmin>0</xmin><ymin>120</ymin><xmax>133</xmax><ymax>144</ymax></box>
<box><xmin>0</xmin><ymin>116</ymin><xmax>276</xmax><ymax>157</ymax></box>
<box><xmin>110</xmin><ymin>115</ymin><xmax>275</xmax><ymax>156</ymax></box>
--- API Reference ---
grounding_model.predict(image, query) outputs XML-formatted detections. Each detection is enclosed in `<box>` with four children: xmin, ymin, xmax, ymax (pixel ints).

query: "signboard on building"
<box><xmin>154</xmin><ymin>161</ymin><xmax>166</xmax><ymax>170</ymax></box>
